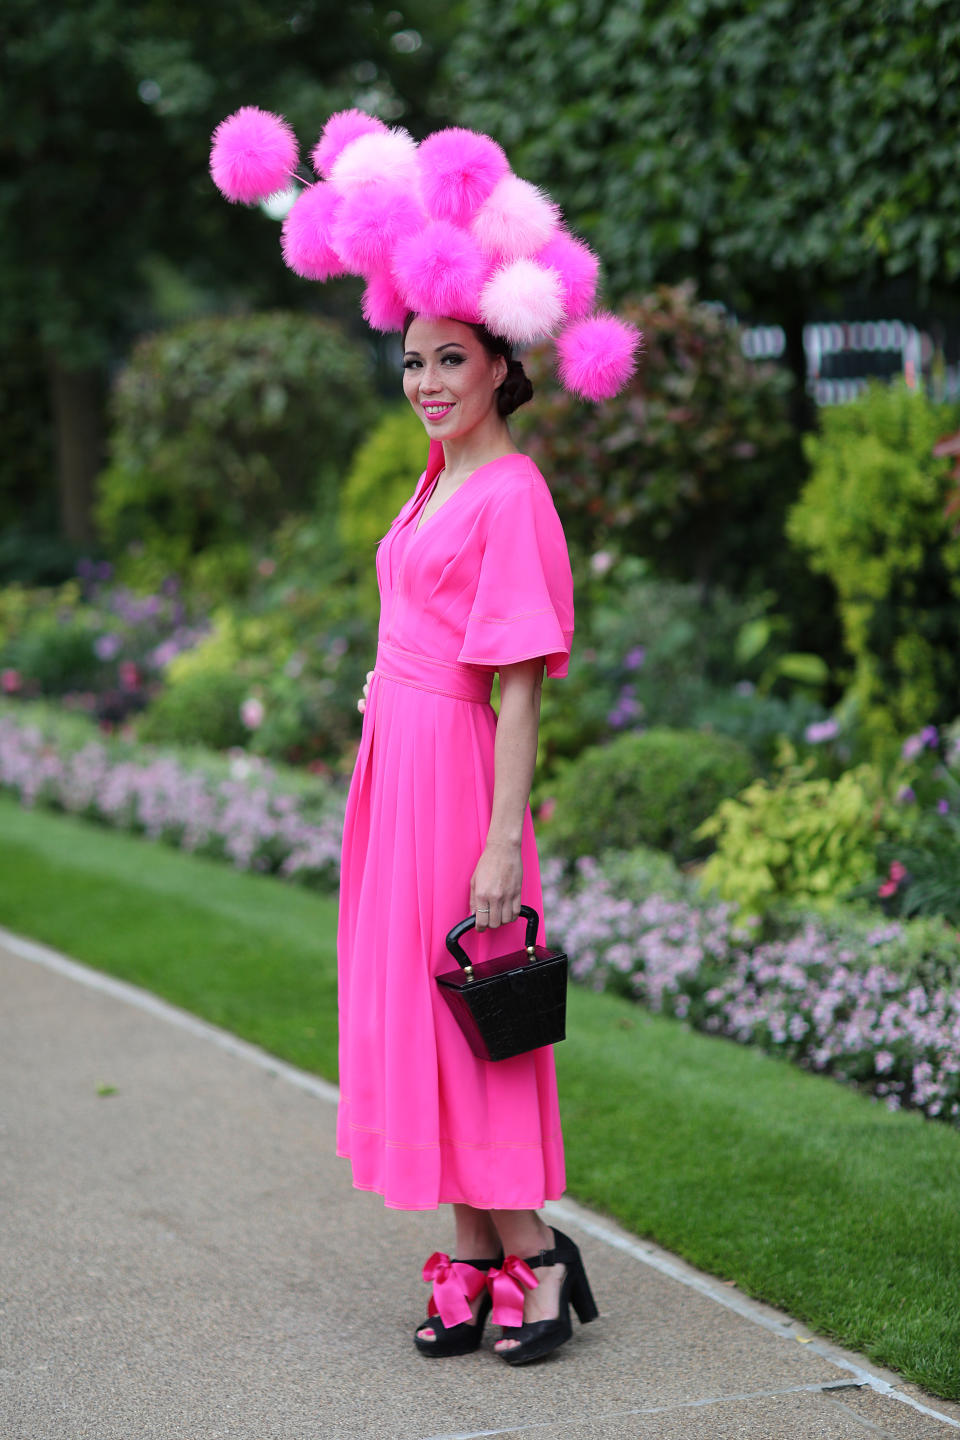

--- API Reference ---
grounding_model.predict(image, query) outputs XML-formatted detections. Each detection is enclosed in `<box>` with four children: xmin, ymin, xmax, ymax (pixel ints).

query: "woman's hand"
<box><xmin>470</xmin><ymin>838</ymin><xmax>522</xmax><ymax>931</ymax></box>
<box><xmin>357</xmin><ymin>670</ymin><xmax>374</xmax><ymax>714</ymax></box>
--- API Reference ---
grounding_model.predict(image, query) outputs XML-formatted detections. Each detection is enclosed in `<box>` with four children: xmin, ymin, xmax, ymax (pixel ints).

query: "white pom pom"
<box><xmin>479</xmin><ymin>260</ymin><xmax>565</xmax><ymax>345</ymax></box>
<box><xmin>329</xmin><ymin>127</ymin><xmax>420</xmax><ymax>192</ymax></box>
<box><xmin>472</xmin><ymin>174</ymin><xmax>560</xmax><ymax>260</ymax></box>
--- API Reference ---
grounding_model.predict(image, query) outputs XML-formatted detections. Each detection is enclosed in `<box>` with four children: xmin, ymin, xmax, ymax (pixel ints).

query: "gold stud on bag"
<box><xmin>436</xmin><ymin>905</ymin><xmax>568</xmax><ymax>1062</ymax></box>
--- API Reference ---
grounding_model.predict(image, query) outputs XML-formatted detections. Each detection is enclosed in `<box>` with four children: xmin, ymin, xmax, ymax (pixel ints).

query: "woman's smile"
<box><xmin>422</xmin><ymin>401</ymin><xmax>456</xmax><ymax>423</ymax></box>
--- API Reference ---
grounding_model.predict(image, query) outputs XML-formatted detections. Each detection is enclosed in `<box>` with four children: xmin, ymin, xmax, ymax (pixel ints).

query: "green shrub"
<box><xmin>137</xmin><ymin>668</ymin><xmax>250</xmax><ymax>751</ymax></box>
<box><xmin>690</xmin><ymin>687</ymin><xmax>837</xmax><ymax>769</ymax></box>
<box><xmin>339</xmin><ymin>404</ymin><xmax>428</xmax><ymax>581</ymax></box>
<box><xmin>696</xmin><ymin>745</ymin><xmax>904</xmax><ymax>919</ymax></box>
<box><xmin>539</xmin><ymin>727</ymin><xmax>757</xmax><ymax>864</ymax></box>
<box><xmin>516</xmin><ymin>281</ymin><xmax>804</xmax><ymax>598</ymax></box>
<box><xmin>95</xmin><ymin>311</ymin><xmax>375</xmax><ymax>586</ymax></box>
<box><xmin>534</xmin><ymin>558</ymin><xmax>821</xmax><ymax>782</ymax></box>
<box><xmin>0</xmin><ymin>580</ymin><xmax>102</xmax><ymax>694</ymax></box>
<box><xmin>787</xmin><ymin>380</ymin><xmax>960</xmax><ymax>755</ymax></box>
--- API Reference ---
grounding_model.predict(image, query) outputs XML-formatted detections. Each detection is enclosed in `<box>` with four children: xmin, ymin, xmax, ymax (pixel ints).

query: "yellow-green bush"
<box><xmin>339</xmin><ymin>405</ymin><xmax>429</xmax><ymax>593</ymax></box>
<box><xmin>787</xmin><ymin>380</ymin><xmax>960</xmax><ymax>755</ymax></box>
<box><xmin>695</xmin><ymin>744</ymin><xmax>903</xmax><ymax>919</ymax></box>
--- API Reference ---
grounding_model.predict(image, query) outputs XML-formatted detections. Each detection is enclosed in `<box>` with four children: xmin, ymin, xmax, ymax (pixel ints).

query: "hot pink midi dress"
<box><xmin>336</xmin><ymin>442</ymin><xmax>574</xmax><ymax>1211</ymax></box>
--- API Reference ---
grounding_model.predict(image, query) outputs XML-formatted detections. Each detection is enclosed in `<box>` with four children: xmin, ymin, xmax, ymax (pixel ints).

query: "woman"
<box><xmin>338</xmin><ymin>311</ymin><xmax>596</xmax><ymax>1364</ymax></box>
<box><xmin>209</xmin><ymin>100</ymin><xmax>640</xmax><ymax>1365</ymax></box>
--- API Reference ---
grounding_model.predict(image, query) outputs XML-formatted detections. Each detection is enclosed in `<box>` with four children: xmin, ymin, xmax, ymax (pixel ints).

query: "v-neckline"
<box><xmin>411</xmin><ymin>451</ymin><xmax>519</xmax><ymax>537</ymax></box>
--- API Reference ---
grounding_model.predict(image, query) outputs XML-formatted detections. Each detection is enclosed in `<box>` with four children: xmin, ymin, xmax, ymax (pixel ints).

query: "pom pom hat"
<box><xmin>209</xmin><ymin>105</ymin><xmax>641</xmax><ymax>401</ymax></box>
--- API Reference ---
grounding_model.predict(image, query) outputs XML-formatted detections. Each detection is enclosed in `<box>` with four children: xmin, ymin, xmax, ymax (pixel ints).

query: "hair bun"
<box><xmin>498</xmin><ymin>357</ymin><xmax>534</xmax><ymax>417</ymax></box>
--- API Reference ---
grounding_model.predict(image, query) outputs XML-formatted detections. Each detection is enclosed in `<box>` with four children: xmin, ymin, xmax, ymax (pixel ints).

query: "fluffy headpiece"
<box><xmin>209</xmin><ymin>108</ymin><xmax>641</xmax><ymax>401</ymax></box>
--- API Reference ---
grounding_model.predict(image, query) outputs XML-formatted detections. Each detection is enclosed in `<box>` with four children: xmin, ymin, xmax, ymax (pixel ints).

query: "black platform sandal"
<box><xmin>413</xmin><ymin>1252</ymin><xmax>501</xmax><ymax>1358</ymax></box>
<box><xmin>489</xmin><ymin>1228</ymin><xmax>598</xmax><ymax>1366</ymax></box>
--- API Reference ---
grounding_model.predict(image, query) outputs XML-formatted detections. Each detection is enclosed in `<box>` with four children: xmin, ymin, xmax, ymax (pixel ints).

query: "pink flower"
<box><xmin>590</xmin><ymin>551</ymin><xmax>613</xmax><ymax>576</ymax></box>
<box><xmin>240</xmin><ymin>697</ymin><xmax>265</xmax><ymax>730</ymax></box>
<box><xmin>1</xmin><ymin>669</ymin><xmax>22</xmax><ymax>694</ymax></box>
<box><xmin>538</xmin><ymin>797</ymin><xmax>557</xmax><ymax>823</ymax></box>
<box><xmin>878</xmin><ymin>860</ymin><xmax>907</xmax><ymax>898</ymax></box>
<box><xmin>257</xmin><ymin>558</ymin><xmax>276</xmax><ymax>577</ymax></box>
<box><xmin>119</xmin><ymin>662</ymin><xmax>139</xmax><ymax>690</ymax></box>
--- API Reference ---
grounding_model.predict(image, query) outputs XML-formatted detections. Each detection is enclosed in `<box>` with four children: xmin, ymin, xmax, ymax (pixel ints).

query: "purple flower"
<box><xmin>623</xmin><ymin>646</ymin><xmax>646</xmax><ymax>671</ymax></box>
<box><xmin>896</xmin><ymin>785</ymin><xmax>916</xmax><ymax>804</ymax></box>
<box><xmin>901</xmin><ymin>733</ymin><xmax>925</xmax><ymax>760</ymax></box>
<box><xmin>937</xmin><ymin>798</ymin><xmax>950</xmax><ymax>816</ymax></box>
<box><xmin>922</xmin><ymin>725</ymin><xmax>939</xmax><ymax>748</ymax></box>
<box><xmin>804</xmin><ymin>718</ymin><xmax>839</xmax><ymax>744</ymax></box>
<box><xmin>94</xmin><ymin>634</ymin><xmax>122</xmax><ymax>662</ymax></box>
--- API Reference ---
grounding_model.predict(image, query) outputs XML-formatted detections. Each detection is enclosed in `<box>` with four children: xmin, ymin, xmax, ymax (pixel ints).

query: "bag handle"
<box><xmin>445</xmin><ymin>904</ymin><xmax>540</xmax><ymax>981</ymax></box>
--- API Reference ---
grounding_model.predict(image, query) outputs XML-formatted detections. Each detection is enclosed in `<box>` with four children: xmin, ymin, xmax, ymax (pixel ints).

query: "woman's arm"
<box><xmin>470</xmin><ymin>656</ymin><xmax>544</xmax><ymax>931</ymax></box>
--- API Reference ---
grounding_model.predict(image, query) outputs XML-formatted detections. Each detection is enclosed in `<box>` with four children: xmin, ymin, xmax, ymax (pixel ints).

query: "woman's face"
<box><xmin>402</xmin><ymin>316</ymin><xmax>507</xmax><ymax>441</ymax></box>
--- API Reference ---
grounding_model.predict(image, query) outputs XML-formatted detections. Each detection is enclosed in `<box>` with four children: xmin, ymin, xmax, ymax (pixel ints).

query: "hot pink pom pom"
<box><xmin>330</xmin><ymin>127</ymin><xmax>420</xmax><ymax>192</ymax></box>
<box><xmin>311</xmin><ymin>109</ymin><xmax>387</xmax><ymax>179</ymax></box>
<box><xmin>472</xmin><ymin>174</ymin><xmax>560</xmax><ymax>260</ymax></box>
<box><xmin>392</xmin><ymin>220</ymin><xmax>488</xmax><ymax>322</ymax></box>
<box><xmin>556</xmin><ymin>313</ymin><xmax>643</xmax><ymax>401</ymax></box>
<box><xmin>480</xmin><ymin>260</ymin><xmax>564</xmax><ymax>345</ymax></box>
<box><xmin>535</xmin><ymin>231</ymin><xmax>599</xmax><ymax>322</ymax></box>
<box><xmin>417</xmin><ymin>128</ymin><xmax>510</xmax><ymax>227</ymax></box>
<box><xmin>210</xmin><ymin>106</ymin><xmax>298</xmax><ymax>204</ymax></box>
<box><xmin>280</xmin><ymin>183</ymin><xmax>345</xmax><ymax>281</ymax></box>
<box><xmin>332</xmin><ymin>181</ymin><xmax>425</xmax><ymax>276</ymax></box>
<box><xmin>362</xmin><ymin>272</ymin><xmax>409</xmax><ymax>332</ymax></box>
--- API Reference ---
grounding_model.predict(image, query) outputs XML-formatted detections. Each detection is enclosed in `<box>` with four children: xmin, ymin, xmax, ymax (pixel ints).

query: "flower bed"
<box><xmin>0</xmin><ymin>709</ymin><xmax>345</xmax><ymax>888</ymax></box>
<box><xmin>542</xmin><ymin>855</ymin><xmax>960</xmax><ymax>1125</ymax></box>
<box><xmin>3</xmin><ymin>703</ymin><xmax>960</xmax><ymax>1128</ymax></box>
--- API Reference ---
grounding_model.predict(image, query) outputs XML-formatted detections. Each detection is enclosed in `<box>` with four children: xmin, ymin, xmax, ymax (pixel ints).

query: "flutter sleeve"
<box><xmin>457</xmin><ymin>475</ymin><xmax>574</xmax><ymax>679</ymax></box>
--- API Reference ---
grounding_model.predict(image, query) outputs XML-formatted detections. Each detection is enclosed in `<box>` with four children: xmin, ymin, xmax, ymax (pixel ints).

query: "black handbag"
<box><xmin>436</xmin><ymin>904</ymin><xmax>568</xmax><ymax>1062</ymax></box>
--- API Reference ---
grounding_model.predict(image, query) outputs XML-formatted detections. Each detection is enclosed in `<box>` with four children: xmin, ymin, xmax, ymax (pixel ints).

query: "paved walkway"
<box><xmin>2</xmin><ymin>929</ymin><xmax>959</xmax><ymax>1440</ymax></box>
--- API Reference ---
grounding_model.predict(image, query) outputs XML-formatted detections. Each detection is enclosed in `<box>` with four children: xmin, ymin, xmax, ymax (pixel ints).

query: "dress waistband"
<box><xmin>374</xmin><ymin>641</ymin><xmax>492</xmax><ymax>704</ymax></box>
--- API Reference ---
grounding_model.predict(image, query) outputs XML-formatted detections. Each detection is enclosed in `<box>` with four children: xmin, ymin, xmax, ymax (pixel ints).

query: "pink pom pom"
<box><xmin>480</xmin><ymin>260</ymin><xmax>565</xmax><ymax>345</ymax></box>
<box><xmin>332</xmin><ymin>180</ymin><xmax>426</xmax><ymax>276</ymax></box>
<box><xmin>362</xmin><ymin>272</ymin><xmax>408</xmax><ymax>332</ymax></box>
<box><xmin>330</xmin><ymin>128</ymin><xmax>420</xmax><ymax>192</ymax></box>
<box><xmin>417</xmin><ymin>128</ymin><xmax>510</xmax><ymax>227</ymax></box>
<box><xmin>472</xmin><ymin>174</ymin><xmax>560</xmax><ymax>260</ymax></box>
<box><xmin>392</xmin><ymin>220</ymin><xmax>488</xmax><ymax>322</ymax></box>
<box><xmin>281</xmin><ymin>183</ymin><xmax>345</xmax><ymax>281</ymax></box>
<box><xmin>311</xmin><ymin>109</ymin><xmax>387</xmax><ymax>179</ymax></box>
<box><xmin>556</xmin><ymin>313</ymin><xmax>643</xmax><ymax>401</ymax></box>
<box><xmin>210</xmin><ymin>106</ymin><xmax>298</xmax><ymax>204</ymax></box>
<box><xmin>535</xmin><ymin>231</ymin><xmax>599</xmax><ymax>322</ymax></box>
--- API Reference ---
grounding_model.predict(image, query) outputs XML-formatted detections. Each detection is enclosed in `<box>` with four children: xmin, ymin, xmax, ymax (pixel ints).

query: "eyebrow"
<box><xmin>403</xmin><ymin>342</ymin><xmax>468</xmax><ymax>358</ymax></box>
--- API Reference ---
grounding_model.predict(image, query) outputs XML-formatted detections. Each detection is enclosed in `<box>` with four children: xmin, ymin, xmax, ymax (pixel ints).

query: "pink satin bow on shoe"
<box><xmin>422</xmin><ymin>1253</ymin><xmax>488</xmax><ymax>1329</ymax></box>
<box><xmin>486</xmin><ymin>1255</ymin><xmax>539</xmax><ymax>1328</ymax></box>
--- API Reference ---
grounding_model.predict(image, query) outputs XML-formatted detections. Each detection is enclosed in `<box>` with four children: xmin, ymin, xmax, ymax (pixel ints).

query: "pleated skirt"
<box><xmin>335</xmin><ymin>642</ymin><xmax>566</xmax><ymax>1211</ymax></box>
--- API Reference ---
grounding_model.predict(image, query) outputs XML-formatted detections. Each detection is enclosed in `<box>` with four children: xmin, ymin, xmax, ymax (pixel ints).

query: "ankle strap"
<box><xmin>521</xmin><ymin>1245</ymin><xmax>557</xmax><ymax>1269</ymax></box>
<box><xmin>453</xmin><ymin>1255</ymin><xmax>502</xmax><ymax>1271</ymax></box>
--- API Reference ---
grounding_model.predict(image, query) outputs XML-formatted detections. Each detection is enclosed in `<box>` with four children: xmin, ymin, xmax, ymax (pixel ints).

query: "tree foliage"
<box><xmin>447</xmin><ymin>0</ymin><xmax>960</xmax><ymax>312</ymax></box>
<box><xmin>1</xmin><ymin>0</ymin><xmax>451</xmax><ymax>368</ymax></box>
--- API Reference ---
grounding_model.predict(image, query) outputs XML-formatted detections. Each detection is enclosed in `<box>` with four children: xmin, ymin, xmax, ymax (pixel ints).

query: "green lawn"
<box><xmin>2</xmin><ymin>792</ymin><xmax>959</xmax><ymax>1399</ymax></box>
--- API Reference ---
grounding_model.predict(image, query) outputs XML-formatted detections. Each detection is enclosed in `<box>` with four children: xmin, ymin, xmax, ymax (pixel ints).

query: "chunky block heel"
<box><xmin>490</xmin><ymin>1228</ymin><xmax>598</xmax><ymax>1366</ymax></box>
<box><xmin>570</xmin><ymin>1258</ymin><xmax>599</xmax><ymax>1324</ymax></box>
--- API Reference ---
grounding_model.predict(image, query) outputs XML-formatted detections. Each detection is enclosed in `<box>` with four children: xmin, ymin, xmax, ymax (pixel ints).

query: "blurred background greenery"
<box><xmin>3</xmin><ymin>0</ymin><xmax>960</xmax><ymax>928</ymax></box>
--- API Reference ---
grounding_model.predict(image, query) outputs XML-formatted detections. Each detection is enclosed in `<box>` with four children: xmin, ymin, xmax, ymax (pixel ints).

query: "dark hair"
<box><xmin>401</xmin><ymin>313</ymin><xmax>534</xmax><ymax>418</ymax></box>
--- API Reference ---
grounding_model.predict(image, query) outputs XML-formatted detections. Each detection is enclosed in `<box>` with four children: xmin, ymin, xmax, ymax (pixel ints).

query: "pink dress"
<box><xmin>336</xmin><ymin>442</ymin><xmax>575</xmax><ymax>1211</ymax></box>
